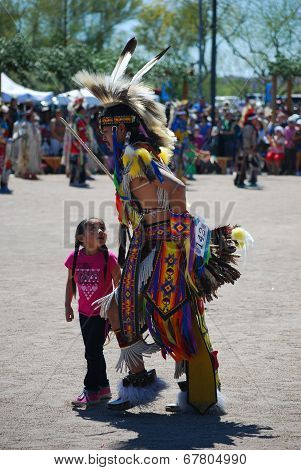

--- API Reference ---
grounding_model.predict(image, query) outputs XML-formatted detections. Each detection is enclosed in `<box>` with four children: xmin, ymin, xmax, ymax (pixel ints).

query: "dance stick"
<box><xmin>60</xmin><ymin>117</ymin><xmax>114</xmax><ymax>182</ymax></box>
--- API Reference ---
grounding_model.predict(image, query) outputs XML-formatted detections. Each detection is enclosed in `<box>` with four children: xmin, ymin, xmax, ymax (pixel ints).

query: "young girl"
<box><xmin>65</xmin><ymin>217</ymin><xmax>121</xmax><ymax>406</ymax></box>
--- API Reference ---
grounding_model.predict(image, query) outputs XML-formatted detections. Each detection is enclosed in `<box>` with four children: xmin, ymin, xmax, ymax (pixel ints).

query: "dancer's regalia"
<box><xmin>74</xmin><ymin>39</ymin><xmax>250</xmax><ymax>414</ymax></box>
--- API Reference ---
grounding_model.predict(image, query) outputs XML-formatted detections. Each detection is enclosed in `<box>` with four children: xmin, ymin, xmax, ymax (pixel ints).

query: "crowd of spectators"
<box><xmin>168</xmin><ymin>96</ymin><xmax>301</xmax><ymax>178</ymax></box>
<box><xmin>1</xmin><ymin>93</ymin><xmax>301</xmax><ymax>192</ymax></box>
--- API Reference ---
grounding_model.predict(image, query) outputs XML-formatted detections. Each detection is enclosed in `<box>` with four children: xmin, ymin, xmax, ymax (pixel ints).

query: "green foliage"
<box><xmin>0</xmin><ymin>0</ymin><xmax>24</xmax><ymax>38</ymax></box>
<box><xmin>135</xmin><ymin>0</ymin><xmax>210</xmax><ymax>62</ymax></box>
<box><xmin>83</xmin><ymin>0</ymin><xmax>142</xmax><ymax>48</ymax></box>
<box><xmin>1</xmin><ymin>0</ymin><xmax>142</xmax><ymax>49</ymax></box>
<box><xmin>1</xmin><ymin>0</ymin><xmax>300</xmax><ymax>100</ymax></box>
<box><xmin>33</xmin><ymin>44</ymin><xmax>97</xmax><ymax>92</ymax></box>
<box><xmin>21</xmin><ymin>0</ymin><xmax>84</xmax><ymax>47</ymax></box>
<box><xmin>0</xmin><ymin>35</ymin><xmax>35</xmax><ymax>79</ymax></box>
<box><xmin>268</xmin><ymin>55</ymin><xmax>301</xmax><ymax>79</ymax></box>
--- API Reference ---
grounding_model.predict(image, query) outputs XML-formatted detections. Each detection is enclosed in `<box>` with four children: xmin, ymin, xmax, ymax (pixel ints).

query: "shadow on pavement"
<box><xmin>74</xmin><ymin>405</ymin><xmax>274</xmax><ymax>450</ymax></box>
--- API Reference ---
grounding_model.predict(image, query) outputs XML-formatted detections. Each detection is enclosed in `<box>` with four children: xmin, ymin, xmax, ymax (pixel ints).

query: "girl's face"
<box><xmin>79</xmin><ymin>219</ymin><xmax>107</xmax><ymax>251</ymax></box>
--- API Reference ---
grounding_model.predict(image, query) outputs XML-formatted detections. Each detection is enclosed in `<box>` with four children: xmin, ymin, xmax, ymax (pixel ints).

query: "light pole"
<box><xmin>210</xmin><ymin>0</ymin><xmax>217</xmax><ymax>124</ymax></box>
<box><xmin>63</xmin><ymin>0</ymin><xmax>68</xmax><ymax>47</ymax></box>
<box><xmin>198</xmin><ymin>0</ymin><xmax>203</xmax><ymax>98</ymax></box>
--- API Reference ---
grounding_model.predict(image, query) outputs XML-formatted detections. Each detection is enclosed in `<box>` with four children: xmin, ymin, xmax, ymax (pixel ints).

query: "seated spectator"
<box><xmin>193</xmin><ymin>125</ymin><xmax>204</xmax><ymax>150</ymax></box>
<box><xmin>266</xmin><ymin>126</ymin><xmax>285</xmax><ymax>174</ymax></box>
<box><xmin>198</xmin><ymin>115</ymin><xmax>211</xmax><ymax>149</ymax></box>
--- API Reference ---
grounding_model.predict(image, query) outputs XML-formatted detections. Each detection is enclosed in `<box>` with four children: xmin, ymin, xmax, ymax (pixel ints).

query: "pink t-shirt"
<box><xmin>65</xmin><ymin>248</ymin><xmax>118</xmax><ymax>316</ymax></box>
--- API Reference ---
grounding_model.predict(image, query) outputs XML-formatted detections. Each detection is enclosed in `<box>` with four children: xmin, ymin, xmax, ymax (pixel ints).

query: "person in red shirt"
<box><xmin>65</xmin><ymin>217</ymin><xmax>121</xmax><ymax>406</ymax></box>
<box><xmin>69</xmin><ymin>99</ymin><xmax>89</xmax><ymax>187</ymax></box>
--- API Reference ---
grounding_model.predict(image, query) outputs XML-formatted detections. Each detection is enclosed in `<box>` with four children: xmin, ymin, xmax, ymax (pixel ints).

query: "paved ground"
<box><xmin>0</xmin><ymin>173</ymin><xmax>300</xmax><ymax>450</ymax></box>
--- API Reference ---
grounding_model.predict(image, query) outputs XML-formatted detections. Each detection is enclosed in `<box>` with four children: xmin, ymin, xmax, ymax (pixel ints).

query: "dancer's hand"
<box><xmin>65</xmin><ymin>305</ymin><xmax>74</xmax><ymax>322</ymax></box>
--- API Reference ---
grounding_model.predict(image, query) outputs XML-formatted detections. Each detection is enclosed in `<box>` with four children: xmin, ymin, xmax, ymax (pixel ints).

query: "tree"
<box><xmin>219</xmin><ymin>0</ymin><xmax>301</xmax><ymax>78</ymax></box>
<box><xmin>83</xmin><ymin>0</ymin><xmax>142</xmax><ymax>49</ymax></box>
<box><xmin>0</xmin><ymin>0</ymin><xmax>24</xmax><ymax>38</ymax></box>
<box><xmin>135</xmin><ymin>0</ymin><xmax>210</xmax><ymax>67</ymax></box>
<box><xmin>32</xmin><ymin>44</ymin><xmax>97</xmax><ymax>92</ymax></box>
<box><xmin>21</xmin><ymin>0</ymin><xmax>86</xmax><ymax>47</ymax></box>
<box><xmin>268</xmin><ymin>55</ymin><xmax>301</xmax><ymax>120</ymax></box>
<box><xmin>135</xmin><ymin>0</ymin><xmax>233</xmax><ymax>96</ymax></box>
<box><xmin>20</xmin><ymin>0</ymin><xmax>142</xmax><ymax>49</ymax></box>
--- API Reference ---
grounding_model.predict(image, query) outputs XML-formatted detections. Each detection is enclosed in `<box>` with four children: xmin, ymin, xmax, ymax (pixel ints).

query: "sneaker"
<box><xmin>71</xmin><ymin>390</ymin><xmax>98</xmax><ymax>406</ymax></box>
<box><xmin>72</xmin><ymin>387</ymin><xmax>111</xmax><ymax>406</ymax></box>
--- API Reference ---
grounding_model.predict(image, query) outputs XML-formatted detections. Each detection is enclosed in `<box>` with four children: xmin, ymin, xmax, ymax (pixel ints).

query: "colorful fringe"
<box><xmin>118</xmin><ymin>216</ymin><xmax>242</xmax><ymax>364</ymax></box>
<box><xmin>118</xmin><ymin>224</ymin><xmax>143</xmax><ymax>342</ymax></box>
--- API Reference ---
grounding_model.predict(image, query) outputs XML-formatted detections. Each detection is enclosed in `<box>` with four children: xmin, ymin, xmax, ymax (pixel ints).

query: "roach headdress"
<box><xmin>73</xmin><ymin>37</ymin><xmax>176</xmax><ymax>151</ymax></box>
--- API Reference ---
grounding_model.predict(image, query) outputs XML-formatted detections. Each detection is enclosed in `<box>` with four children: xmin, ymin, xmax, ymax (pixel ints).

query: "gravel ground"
<box><xmin>0</xmin><ymin>173</ymin><xmax>300</xmax><ymax>450</ymax></box>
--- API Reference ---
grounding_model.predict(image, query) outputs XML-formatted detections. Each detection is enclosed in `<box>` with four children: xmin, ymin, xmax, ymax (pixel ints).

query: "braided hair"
<box><xmin>71</xmin><ymin>218</ymin><xmax>109</xmax><ymax>298</ymax></box>
<box><xmin>100</xmin><ymin>243</ymin><xmax>109</xmax><ymax>280</ymax></box>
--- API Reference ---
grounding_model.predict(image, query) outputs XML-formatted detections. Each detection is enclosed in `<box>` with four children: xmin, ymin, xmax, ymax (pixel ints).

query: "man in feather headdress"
<box><xmin>73</xmin><ymin>38</ymin><xmax>249</xmax><ymax>413</ymax></box>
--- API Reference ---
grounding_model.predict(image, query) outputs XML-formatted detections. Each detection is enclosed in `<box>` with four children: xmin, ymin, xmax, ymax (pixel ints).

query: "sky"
<box><xmin>115</xmin><ymin>0</ymin><xmax>300</xmax><ymax>80</ymax></box>
<box><xmin>114</xmin><ymin>3</ymin><xmax>258</xmax><ymax>80</ymax></box>
<box><xmin>115</xmin><ymin>20</ymin><xmax>254</xmax><ymax>79</ymax></box>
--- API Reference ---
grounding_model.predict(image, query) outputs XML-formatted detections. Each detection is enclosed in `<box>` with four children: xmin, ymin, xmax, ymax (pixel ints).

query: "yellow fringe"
<box><xmin>183</xmin><ymin>237</ymin><xmax>198</xmax><ymax>292</ymax></box>
<box><xmin>122</xmin><ymin>147</ymin><xmax>153</xmax><ymax>178</ymax></box>
<box><xmin>122</xmin><ymin>145</ymin><xmax>173</xmax><ymax>179</ymax></box>
<box><xmin>158</xmin><ymin>147</ymin><xmax>173</xmax><ymax>165</ymax></box>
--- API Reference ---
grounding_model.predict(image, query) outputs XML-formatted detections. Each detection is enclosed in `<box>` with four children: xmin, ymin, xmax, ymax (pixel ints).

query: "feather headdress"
<box><xmin>74</xmin><ymin>38</ymin><xmax>176</xmax><ymax>151</ymax></box>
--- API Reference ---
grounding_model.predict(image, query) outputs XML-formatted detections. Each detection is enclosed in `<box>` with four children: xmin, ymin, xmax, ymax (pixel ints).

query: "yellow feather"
<box><xmin>122</xmin><ymin>145</ymin><xmax>173</xmax><ymax>179</ymax></box>
<box><xmin>158</xmin><ymin>147</ymin><xmax>172</xmax><ymax>165</ymax></box>
<box><xmin>136</xmin><ymin>148</ymin><xmax>152</xmax><ymax>164</ymax></box>
<box><xmin>231</xmin><ymin>227</ymin><xmax>247</xmax><ymax>249</ymax></box>
<box><xmin>122</xmin><ymin>147</ymin><xmax>153</xmax><ymax>178</ymax></box>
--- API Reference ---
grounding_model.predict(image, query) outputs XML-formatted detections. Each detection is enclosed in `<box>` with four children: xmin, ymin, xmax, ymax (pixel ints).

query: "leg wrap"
<box><xmin>123</xmin><ymin>369</ymin><xmax>156</xmax><ymax>387</ymax></box>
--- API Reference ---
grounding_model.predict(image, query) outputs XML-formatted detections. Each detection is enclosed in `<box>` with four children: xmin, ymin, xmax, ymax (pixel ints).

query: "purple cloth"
<box><xmin>284</xmin><ymin>126</ymin><xmax>295</xmax><ymax>149</ymax></box>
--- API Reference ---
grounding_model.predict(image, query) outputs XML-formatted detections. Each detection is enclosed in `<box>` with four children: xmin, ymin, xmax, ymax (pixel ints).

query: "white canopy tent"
<box><xmin>56</xmin><ymin>88</ymin><xmax>101</xmax><ymax>108</ymax></box>
<box><xmin>1</xmin><ymin>72</ymin><xmax>53</xmax><ymax>103</ymax></box>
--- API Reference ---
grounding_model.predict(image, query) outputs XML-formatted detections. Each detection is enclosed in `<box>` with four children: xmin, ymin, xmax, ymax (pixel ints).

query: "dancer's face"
<box><xmin>102</xmin><ymin>123</ymin><xmax>127</xmax><ymax>151</ymax></box>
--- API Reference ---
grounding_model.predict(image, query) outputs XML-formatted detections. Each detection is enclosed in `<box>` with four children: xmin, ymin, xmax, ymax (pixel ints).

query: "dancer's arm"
<box><xmin>112</xmin><ymin>264</ymin><xmax>122</xmax><ymax>288</ymax></box>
